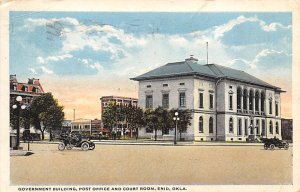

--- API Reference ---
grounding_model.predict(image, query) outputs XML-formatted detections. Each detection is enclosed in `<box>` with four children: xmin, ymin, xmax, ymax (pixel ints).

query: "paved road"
<box><xmin>10</xmin><ymin>143</ymin><xmax>292</xmax><ymax>185</ymax></box>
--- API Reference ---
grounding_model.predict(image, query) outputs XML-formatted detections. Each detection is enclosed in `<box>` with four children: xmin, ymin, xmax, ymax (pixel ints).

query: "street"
<box><xmin>10</xmin><ymin>143</ymin><xmax>292</xmax><ymax>185</ymax></box>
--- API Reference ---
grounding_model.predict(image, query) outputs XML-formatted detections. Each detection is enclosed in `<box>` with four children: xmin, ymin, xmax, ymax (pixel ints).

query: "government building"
<box><xmin>131</xmin><ymin>56</ymin><xmax>284</xmax><ymax>141</ymax></box>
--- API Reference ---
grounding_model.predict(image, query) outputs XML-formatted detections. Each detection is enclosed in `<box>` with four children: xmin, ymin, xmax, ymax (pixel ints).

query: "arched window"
<box><xmin>275</xmin><ymin>122</ymin><xmax>279</xmax><ymax>134</ymax></box>
<box><xmin>237</xmin><ymin>87</ymin><xmax>242</xmax><ymax>110</ymax></box>
<box><xmin>229</xmin><ymin>117</ymin><xmax>233</xmax><ymax>133</ymax></box>
<box><xmin>199</xmin><ymin>116</ymin><xmax>203</xmax><ymax>133</ymax></box>
<box><xmin>255</xmin><ymin>91</ymin><xmax>259</xmax><ymax>112</ymax></box>
<box><xmin>261</xmin><ymin>92</ymin><xmax>265</xmax><ymax>113</ymax></box>
<box><xmin>238</xmin><ymin>119</ymin><xmax>242</xmax><ymax>135</ymax></box>
<box><xmin>243</xmin><ymin>89</ymin><xmax>248</xmax><ymax>111</ymax></box>
<box><xmin>249</xmin><ymin>90</ymin><xmax>254</xmax><ymax>111</ymax></box>
<box><xmin>209</xmin><ymin>117</ymin><xmax>213</xmax><ymax>133</ymax></box>
<box><xmin>244</xmin><ymin>119</ymin><xmax>248</xmax><ymax>136</ymax></box>
<box><xmin>269</xmin><ymin>121</ymin><xmax>273</xmax><ymax>134</ymax></box>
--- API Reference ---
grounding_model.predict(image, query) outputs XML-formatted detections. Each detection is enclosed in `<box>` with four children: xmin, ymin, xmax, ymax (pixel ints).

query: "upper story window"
<box><xmin>209</xmin><ymin>94</ymin><xmax>213</xmax><ymax>109</ymax></box>
<box><xmin>275</xmin><ymin>102</ymin><xmax>279</xmax><ymax>116</ymax></box>
<box><xmin>24</xmin><ymin>86</ymin><xmax>28</xmax><ymax>92</ymax></box>
<box><xmin>179</xmin><ymin>92</ymin><xmax>186</xmax><ymax>108</ymax></box>
<box><xmin>269</xmin><ymin>99</ymin><xmax>273</xmax><ymax>115</ymax></box>
<box><xmin>179</xmin><ymin>82</ymin><xmax>185</xmax><ymax>86</ymax></box>
<box><xmin>145</xmin><ymin>95</ymin><xmax>153</xmax><ymax>109</ymax></box>
<box><xmin>199</xmin><ymin>92</ymin><xmax>203</xmax><ymax>108</ymax></box>
<box><xmin>13</xmin><ymin>84</ymin><xmax>17</xmax><ymax>91</ymax></box>
<box><xmin>229</xmin><ymin>94</ymin><xmax>233</xmax><ymax>110</ymax></box>
<box><xmin>163</xmin><ymin>84</ymin><xmax>168</xmax><ymax>87</ymax></box>
<box><xmin>146</xmin><ymin>85</ymin><xmax>151</xmax><ymax>88</ymax></box>
<box><xmin>162</xmin><ymin>93</ymin><xmax>169</xmax><ymax>109</ymax></box>
<box><xmin>229</xmin><ymin>85</ymin><xmax>232</xmax><ymax>89</ymax></box>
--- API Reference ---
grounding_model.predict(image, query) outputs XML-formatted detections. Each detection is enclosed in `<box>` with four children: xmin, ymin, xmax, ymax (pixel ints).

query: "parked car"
<box><xmin>58</xmin><ymin>133</ymin><xmax>95</xmax><ymax>151</ymax></box>
<box><xmin>262</xmin><ymin>138</ymin><xmax>289</xmax><ymax>150</ymax></box>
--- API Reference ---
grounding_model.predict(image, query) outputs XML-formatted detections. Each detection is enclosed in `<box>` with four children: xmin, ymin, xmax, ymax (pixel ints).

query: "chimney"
<box><xmin>185</xmin><ymin>55</ymin><xmax>198</xmax><ymax>63</ymax></box>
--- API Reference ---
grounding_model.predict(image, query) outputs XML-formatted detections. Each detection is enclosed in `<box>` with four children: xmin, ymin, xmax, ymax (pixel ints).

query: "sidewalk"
<box><xmin>10</xmin><ymin>150</ymin><xmax>34</xmax><ymax>156</ymax></box>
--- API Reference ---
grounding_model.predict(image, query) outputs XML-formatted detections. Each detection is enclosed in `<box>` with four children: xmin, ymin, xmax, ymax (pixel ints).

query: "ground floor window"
<box><xmin>229</xmin><ymin>117</ymin><xmax>233</xmax><ymax>133</ymax></box>
<box><xmin>238</xmin><ymin>118</ymin><xmax>242</xmax><ymax>135</ymax></box>
<box><xmin>275</xmin><ymin>122</ymin><xmax>279</xmax><ymax>134</ymax></box>
<box><xmin>199</xmin><ymin>116</ymin><xmax>203</xmax><ymax>133</ymax></box>
<box><xmin>244</xmin><ymin>119</ymin><xmax>248</xmax><ymax>136</ymax></box>
<box><xmin>269</xmin><ymin>121</ymin><xmax>273</xmax><ymax>134</ymax></box>
<box><xmin>209</xmin><ymin>117</ymin><xmax>213</xmax><ymax>133</ymax></box>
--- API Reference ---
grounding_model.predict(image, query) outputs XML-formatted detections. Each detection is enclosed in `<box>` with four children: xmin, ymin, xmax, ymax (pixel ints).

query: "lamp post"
<box><xmin>173</xmin><ymin>112</ymin><xmax>180</xmax><ymax>145</ymax></box>
<box><xmin>12</xmin><ymin>96</ymin><xmax>26</xmax><ymax>150</ymax></box>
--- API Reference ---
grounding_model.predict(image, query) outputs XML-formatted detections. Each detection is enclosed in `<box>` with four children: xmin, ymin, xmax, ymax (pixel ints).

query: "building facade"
<box><xmin>10</xmin><ymin>74</ymin><xmax>44</xmax><ymax>104</ymax></box>
<box><xmin>131</xmin><ymin>56</ymin><xmax>284</xmax><ymax>141</ymax></box>
<box><xmin>71</xmin><ymin>119</ymin><xmax>102</xmax><ymax>134</ymax></box>
<box><xmin>100</xmin><ymin>95</ymin><xmax>138</xmax><ymax>118</ymax></box>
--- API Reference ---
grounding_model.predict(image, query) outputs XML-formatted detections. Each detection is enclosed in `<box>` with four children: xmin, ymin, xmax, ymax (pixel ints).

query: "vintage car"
<box><xmin>262</xmin><ymin>138</ymin><xmax>289</xmax><ymax>150</ymax></box>
<box><xmin>58</xmin><ymin>133</ymin><xmax>95</xmax><ymax>151</ymax></box>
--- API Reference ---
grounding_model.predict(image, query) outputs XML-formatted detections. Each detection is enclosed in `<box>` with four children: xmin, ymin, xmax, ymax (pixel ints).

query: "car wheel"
<box><xmin>81</xmin><ymin>142</ymin><xmax>89</xmax><ymax>151</ymax></box>
<box><xmin>58</xmin><ymin>142</ymin><xmax>65</xmax><ymax>151</ymax></box>
<box><xmin>264</xmin><ymin>144</ymin><xmax>268</xmax><ymax>150</ymax></box>
<box><xmin>89</xmin><ymin>143</ymin><xmax>95</xmax><ymax>150</ymax></box>
<box><xmin>270</xmin><ymin>144</ymin><xmax>275</xmax><ymax>150</ymax></box>
<box><xmin>284</xmin><ymin>144</ymin><xmax>289</xmax><ymax>150</ymax></box>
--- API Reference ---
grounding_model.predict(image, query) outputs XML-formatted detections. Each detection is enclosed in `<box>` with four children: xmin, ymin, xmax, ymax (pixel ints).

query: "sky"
<box><xmin>9</xmin><ymin>12</ymin><xmax>292</xmax><ymax>120</ymax></box>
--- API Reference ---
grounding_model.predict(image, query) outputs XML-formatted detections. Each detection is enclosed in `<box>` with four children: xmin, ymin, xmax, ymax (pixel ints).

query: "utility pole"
<box><xmin>73</xmin><ymin>109</ymin><xmax>75</xmax><ymax>120</ymax></box>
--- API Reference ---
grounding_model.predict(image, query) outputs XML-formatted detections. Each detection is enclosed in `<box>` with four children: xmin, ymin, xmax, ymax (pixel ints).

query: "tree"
<box><xmin>127</xmin><ymin>105</ymin><xmax>144</xmax><ymax>139</ymax></box>
<box><xmin>102</xmin><ymin>102</ymin><xmax>118</xmax><ymax>132</ymax></box>
<box><xmin>144</xmin><ymin>109</ymin><xmax>159</xmax><ymax>141</ymax></box>
<box><xmin>170</xmin><ymin>109</ymin><xmax>192</xmax><ymax>140</ymax></box>
<box><xmin>30</xmin><ymin>93</ymin><xmax>65</xmax><ymax>140</ymax></box>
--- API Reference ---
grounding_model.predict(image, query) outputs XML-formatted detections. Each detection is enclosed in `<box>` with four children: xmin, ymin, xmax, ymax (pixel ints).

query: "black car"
<box><xmin>58</xmin><ymin>133</ymin><xmax>95</xmax><ymax>151</ymax></box>
<box><xmin>262</xmin><ymin>138</ymin><xmax>289</xmax><ymax>150</ymax></box>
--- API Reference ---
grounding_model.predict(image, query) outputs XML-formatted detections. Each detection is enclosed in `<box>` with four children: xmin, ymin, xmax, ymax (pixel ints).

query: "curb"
<box><xmin>10</xmin><ymin>150</ymin><xmax>34</xmax><ymax>156</ymax></box>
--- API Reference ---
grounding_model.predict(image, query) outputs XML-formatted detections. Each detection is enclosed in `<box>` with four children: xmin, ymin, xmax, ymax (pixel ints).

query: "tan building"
<box><xmin>71</xmin><ymin>119</ymin><xmax>102</xmax><ymax>134</ymax></box>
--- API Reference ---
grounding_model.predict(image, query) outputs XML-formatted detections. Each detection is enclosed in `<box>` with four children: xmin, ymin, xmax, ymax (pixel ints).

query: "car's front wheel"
<box><xmin>270</xmin><ymin>144</ymin><xmax>275</xmax><ymax>150</ymax></box>
<box><xmin>81</xmin><ymin>142</ymin><xmax>90</xmax><ymax>151</ymax></box>
<box><xmin>284</xmin><ymin>144</ymin><xmax>289</xmax><ymax>150</ymax></box>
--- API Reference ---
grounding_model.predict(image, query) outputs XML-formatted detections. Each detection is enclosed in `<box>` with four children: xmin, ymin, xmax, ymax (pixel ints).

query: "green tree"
<box><xmin>127</xmin><ymin>105</ymin><xmax>144</xmax><ymax>139</ymax></box>
<box><xmin>102</xmin><ymin>102</ymin><xmax>118</xmax><ymax>132</ymax></box>
<box><xmin>144</xmin><ymin>109</ymin><xmax>159</xmax><ymax>141</ymax></box>
<box><xmin>30</xmin><ymin>93</ymin><xmax>65</xmax><ymax>140</ymax></box>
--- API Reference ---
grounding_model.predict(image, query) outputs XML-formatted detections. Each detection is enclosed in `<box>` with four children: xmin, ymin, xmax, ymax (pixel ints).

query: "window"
<box><xmin>261</xmin><ymin>92</ymin><xmax>265</xmax><ymax>112</ymax></box>
<box><xmin>244</xmin><ymin>119</ymin><xmax>248</xmax><ymax>136</ymax></box>
<box><xmin>24</xmin><ymin>86</ymin><xmax>28</xmax><ymax>92</ymax></box>
<box><xmin>179</xmin><ymin>92</ymin><xmax>186</xmax><ymax>107</ymax></box>
<box><xmin>229</xmin><ymin>95</ymin><xmax>233</xmax><ymax>110</ymax></box>
<box><xmin>199</xmin><ymin>116</ymin><xmax>203</xmax><ymax>133</ymax></box>
<box><xmin>209</xmin><ymin>94</ymin><xmax>213</xmax><ymax>109</ymax></box>
<box><xmin>237</xmin><ymin>87</ymin><xmax>242</xmax><ymax>110</ymax></box>
<box><xmin>145</xmin><ymin>95</ymin><xmax>153</xmax><ymax>109</ymax></box>
<box><xmin>162</xmin><ymin>94</ymin><xmax>169</xmax><ymax>108</ymax></box>
<box><xmin>199</xmin><ymin>92</ymin><xmax>203</xmax><ymax>108</ymax></box>
<box><xmin>249</xmin><ymin>90</ymin><xmax>254</xmax><ymax>111</ymax></box>
<box><xmin>261</xmin><ymin>120</ymin><xmax>265</xmax><ymax>136</ymax></box>
<box><xmin>209</xmin><ymin>117</ymin><xmax>213</xmax><ymax>133</ymax></box>
<box><xmin>250</xmin><ymin>119</ymin><xmax>254</xmax><ymax>134</ymax></box>
<box><xmin>275</xmin><ymin>102</ymin><xmax>279</xmax><ymax>116</ymax></box>
<box><xmin>179</xmin><ymin>82</ymin><xmax>185</xmax><ymax>86</ymax></box>
<box><xmin>229</xmin><ymin>86</ymin><xmax>232</xmax><ymax>89</ymax></box>
<box><xmin>84</xmin><ymin>125</ymin><xmax>90</xmax><ymax>130</ymax></box>
<box><xmin>255</xmin><ymin>91</ymin><xmax>259</xmax><ymax>111</ymax></box>
<box><xmin>256</xmin><ymin>119</ymin><xmax>260</xmax><ymax>135</ymax></box>
<box><xmin>243</xmin><ymin>89</ymin><xmax>248</xmax><ymax>110</ymax></box>
<box><xmin>163</xmin><ymin>84</ymin><xmax>168</xmax><ymax>87</ymax></box>
<box><xmin>13</xmin><ymin>85</ymin><xmax>17</xmax><ymax>90</ymax></box>
<box><xmin>275</xmin><ymin>122</ymin><xmax>279</xmax><ymax>134</ymax></box>
<box><xmin>269</xmin><ymin>121</ymin><xmax>273</xmax><ymax>134</ymax></box>
<box><xmin>269</xmin><ymin>99</ymin><xmax>272</xmax><ymax>114</ymax></box>
<box><xmin>229</xmin><ymin>117</ymin><xmax>233</xmax><ymax>133</ymax></box>
<box><xmin>146</xmin><ymin>85</ymin><xmax>151</xmax><ymax>88</ymax></box>
<box><xmin>238</xmin><ymin>119</ymin><xmax>242</xmax><ymax>135</ymax></box>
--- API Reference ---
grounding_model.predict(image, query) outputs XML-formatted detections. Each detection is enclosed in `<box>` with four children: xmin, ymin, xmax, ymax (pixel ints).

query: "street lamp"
<box><xmin>12</xmin><ymin>96</ymin><xmax>26</xmax><ymax>150</ymax></box>
<box><xmin>173</xmin><ymin>112</ymin><xmax>180</xmax><ymax>145</ymax></box>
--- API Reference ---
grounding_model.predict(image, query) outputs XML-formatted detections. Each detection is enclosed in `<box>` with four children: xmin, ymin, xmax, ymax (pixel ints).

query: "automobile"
<box><xmin>58</xmin><ymin>133</ymin><xmax>95</xmax><ymax>151</ymax></box>
<box><xmin>262</xmin><ymin>138</ymin><xmax>289</xmax><ymax>150</ymax></box>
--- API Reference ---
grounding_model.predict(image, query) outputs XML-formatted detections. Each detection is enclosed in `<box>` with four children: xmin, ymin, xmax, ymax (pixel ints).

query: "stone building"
<box><xmin>131</xmin><ymin>56</ymin><xmax>285</xmax><ymax>141</ymax></box>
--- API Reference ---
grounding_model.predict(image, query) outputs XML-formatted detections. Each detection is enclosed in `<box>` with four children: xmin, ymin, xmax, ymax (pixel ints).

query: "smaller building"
<box><xmin>71</xmin><ymin>119</ymin><xmax>102</xmax><ymax>134</ymax></box>
<box><xmin>62</xmin><ymin>120</ymin><xmax>72</xmax><ymax>133</ymax></box>
<box><xmin>100</xmin><ymin>95</ymin><xmax>138</xmax><ymax>118</ymax></box>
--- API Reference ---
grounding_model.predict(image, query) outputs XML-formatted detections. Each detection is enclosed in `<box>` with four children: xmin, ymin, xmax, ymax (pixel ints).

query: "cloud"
<box><xmin>36</xmin><ymin>54</ymin><xmax>73</xmax><ymax>64</ymax></box>
<box><xmin>40</xmin><ymin>66</ymin><xmax>54</xmax><ymax>74</ymax></box>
